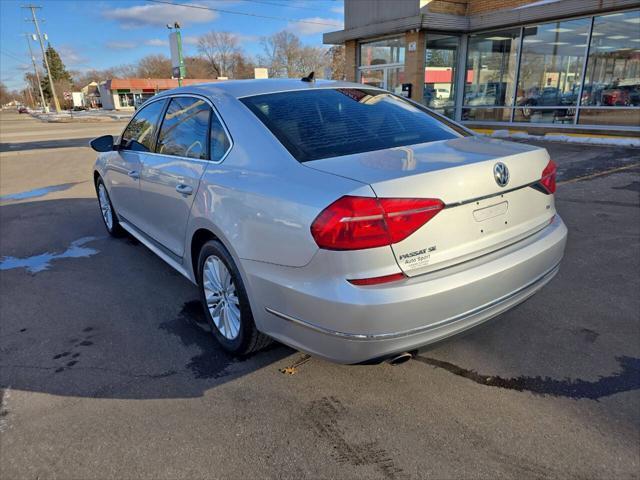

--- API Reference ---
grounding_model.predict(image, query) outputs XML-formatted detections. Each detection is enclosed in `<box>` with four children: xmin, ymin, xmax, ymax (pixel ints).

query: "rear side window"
<box><xmin>210</xmin><ymin>114</ymin><xmax>231</xmax><ymax>162</ymax></box>
<box><xmin>156</xmin><ymin>97</ymin><xmax>210</xmax><ymax>159</ymax></box>
<box><xmin>120</xmin><ymin>100</ymin><xmax>165</xmax><ymax>152</ymax></box>
<box><xmin>240</xmin><ymin>88</ymin><xmax>464</xmax><ymax>162</ymax></box>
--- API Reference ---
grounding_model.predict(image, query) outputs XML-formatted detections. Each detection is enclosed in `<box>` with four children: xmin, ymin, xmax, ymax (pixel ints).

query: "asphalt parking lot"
<box><xmin>1</xmin><ymin>110</ymin><xmax>639</xmax><ymax>479</ymax></box>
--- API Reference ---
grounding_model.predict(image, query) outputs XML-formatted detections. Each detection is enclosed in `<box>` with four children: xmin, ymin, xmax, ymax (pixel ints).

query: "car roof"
<box><xmin>156</xmin><ymin>78</ymin><xmax>382</xmax><ymax>100</ymax></box>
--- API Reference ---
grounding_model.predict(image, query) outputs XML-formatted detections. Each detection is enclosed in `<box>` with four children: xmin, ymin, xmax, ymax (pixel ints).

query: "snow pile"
<box><xmin>488</xmin><ymin>130</ymin><xmax>640</xmax><ymax>148</ymax></box>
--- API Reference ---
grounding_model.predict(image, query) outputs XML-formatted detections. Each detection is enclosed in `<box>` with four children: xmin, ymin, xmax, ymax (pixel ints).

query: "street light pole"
<box><xmin>24</xmin><ymin>4</ymin><xmax>61</xmax><ymax>113</ymax></box>
<box><xmin>23</xmin><ymin>32</ymin><xmax>47</xmax><ymax>112</ymax></box>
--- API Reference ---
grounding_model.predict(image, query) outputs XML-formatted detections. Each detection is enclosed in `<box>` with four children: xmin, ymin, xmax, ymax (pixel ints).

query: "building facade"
<box><xmin>324</xmin><ymin>0</ymin><xmax>640</xmax><ymax>133</ymax></box>
<box><xmin>97</xmin><ymin>78</ymin><xmax>216</xmax><ymax>110</ymax></box>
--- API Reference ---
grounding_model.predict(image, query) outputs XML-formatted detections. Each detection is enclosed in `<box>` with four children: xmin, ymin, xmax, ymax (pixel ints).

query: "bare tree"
<box><xmin>198</xmin><ymin>32</ymin><xmax>240</xmax><ymax>78</ymax></box>
<box><xmin>184</xmin><ymin>56</ymin><xmax>212</xmax><ymax>79</ymax></box>
<box><xmin>136</xmin><ymin>54</ymin><xmax>172</xmax><ymax>78</ymax></box>
<box><xmin>259</xmin><ymin>30</ymin><xmax>328</xmax><ymax>78</ymax></box>
<box><xmin>327</xmin><ymin>45</ymin><xmax>345</xmax><ymax>80</ymax></box>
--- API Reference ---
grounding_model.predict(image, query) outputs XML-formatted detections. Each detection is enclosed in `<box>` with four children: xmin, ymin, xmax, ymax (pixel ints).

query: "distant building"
<box><xmin>98</xmin><ymin>78</ymin><xmax>218</xmax><ymax>110</ymax></box>
<box><xmin>81</xmin><ymin>82</ymin><xmax>101</xmax><ymax>109</ymax></box>
<box><xmin>324</xmin><ymin>0</ymin><xmax>640</xmax><ymax>133</ymax></box>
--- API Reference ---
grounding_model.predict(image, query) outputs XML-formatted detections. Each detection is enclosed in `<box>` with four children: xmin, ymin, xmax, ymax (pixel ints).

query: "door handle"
<box><xmin>176</xmin><ymin>184</ymin><xmax>193</xmax><ymax>195</ymax></box>
<box><xmin>127</xmin><ymin>170</ymin><xmax>140</xmax><ymax>179</ymax></box>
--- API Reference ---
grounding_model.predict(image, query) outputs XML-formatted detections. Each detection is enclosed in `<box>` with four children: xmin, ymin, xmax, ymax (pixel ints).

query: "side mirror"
<box><xmin>90</xmin><ymin>135</ymin><xmax>115</xmax><ymax>152</ymax></box>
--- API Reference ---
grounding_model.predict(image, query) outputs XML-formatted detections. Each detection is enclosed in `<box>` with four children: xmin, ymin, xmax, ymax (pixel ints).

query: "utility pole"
<box><xmin>23</xmin><ymin>4</ymin><xmax>61</xmax><ymax>113</ymax></box>
<box><xmin>23</xmin><ymin>32</ymin><xmax>47</xmax><ymax>112</ymax></box>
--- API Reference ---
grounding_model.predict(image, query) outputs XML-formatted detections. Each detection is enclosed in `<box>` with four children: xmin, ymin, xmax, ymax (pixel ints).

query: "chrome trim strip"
<box><xmin>445</xmin><ymin>181</ymin><xmax>539</xmax><ymax>208</ymax></box>
<box><xmin>265</xmin><ymin>261</ymin><xmax>561</xmax><ymax>341</ymax></box>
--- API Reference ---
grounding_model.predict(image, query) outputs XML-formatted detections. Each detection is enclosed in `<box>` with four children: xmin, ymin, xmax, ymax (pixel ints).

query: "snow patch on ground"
<box><xmin>488</xmin><ymin>130</ymin><xmax>640</xmax><ymax>147</ymax></box>
<box><xmin>0</xmin><ymin>237</ymin><xmax>100</xmax><ymax>273</ymax></box>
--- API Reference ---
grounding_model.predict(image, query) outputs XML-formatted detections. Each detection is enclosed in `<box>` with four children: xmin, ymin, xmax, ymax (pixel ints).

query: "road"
<box><xmin>1</xmin><ymin>111</ymin><xmax>639</xmax><ymax>479</ymax></box>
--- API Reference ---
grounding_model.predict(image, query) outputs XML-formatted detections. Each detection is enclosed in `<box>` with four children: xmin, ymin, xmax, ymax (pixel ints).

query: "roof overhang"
<box><xmin>323</xmin><ymin>0</ymin><xmax>638</xmax><ymax>44</ymax></box>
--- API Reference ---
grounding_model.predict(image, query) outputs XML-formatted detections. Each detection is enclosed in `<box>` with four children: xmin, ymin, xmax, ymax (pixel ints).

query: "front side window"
<box><xmin>156</xmin><ymin>97</ymin><xmax>210</xmax><ymax>160</ymax></box>
<box><xmin>120</xmin><ymin>99</ymin><xmax>165</xmax><ymax>152</ymax></box>
<box><xmin>240</xmin><ymin>88</ymin><xmax>463</xmax><ymax>163</ymax></box>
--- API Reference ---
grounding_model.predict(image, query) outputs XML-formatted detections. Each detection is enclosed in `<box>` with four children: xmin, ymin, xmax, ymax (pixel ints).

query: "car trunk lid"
<box><xmin>305</xmin><ymin>136</ymin><xmax>556</xmax><ymax>276</ymax></box>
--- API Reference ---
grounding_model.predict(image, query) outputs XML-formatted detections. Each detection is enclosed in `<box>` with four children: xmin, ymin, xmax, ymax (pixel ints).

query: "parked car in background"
<box><xmin>18</xmin><ymin>106</ymin><xmax>28</xmax><ymax>114</ymax></box>
<box><xmin>601</xmin><ymin>84</ymin><xmax>640</xmax><ymax>106</ymax></box>
<box><xmin>91</xmin><ymin>79</ymin><xmax>567</xmax><ymax>364</ymax></box>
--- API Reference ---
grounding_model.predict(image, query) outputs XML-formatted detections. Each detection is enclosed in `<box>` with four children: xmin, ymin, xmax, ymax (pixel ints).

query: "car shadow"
<box><xmin>0</xmin><ymin>197</ymin><xmax>294</xmax><ymax>400</ymax></box>
<box><xmin>0</xmin><ymin>137</ymin><xmax>96</xmax><ymax>153</ymax></box>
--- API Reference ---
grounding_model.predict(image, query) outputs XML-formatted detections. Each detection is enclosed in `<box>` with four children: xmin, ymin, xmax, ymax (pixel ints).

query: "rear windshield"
<box><xmin>240</xmin><ymin>88</ymin><xmax>465</xmax><ymax>162</ymax></box>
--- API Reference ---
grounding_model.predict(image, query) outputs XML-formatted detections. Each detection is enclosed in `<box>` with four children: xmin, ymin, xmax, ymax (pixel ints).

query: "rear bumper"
<box><xmin>244</xmin><ymin>215</ymin><xmax>568</xmax><ymax>364</ymax></box>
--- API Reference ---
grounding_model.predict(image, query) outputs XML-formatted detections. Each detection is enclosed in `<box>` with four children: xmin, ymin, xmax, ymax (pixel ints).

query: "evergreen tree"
<box><xmin>41</xmin><ymin>43</ymin><xmax>71</xmax><ymax>101</ymax></box>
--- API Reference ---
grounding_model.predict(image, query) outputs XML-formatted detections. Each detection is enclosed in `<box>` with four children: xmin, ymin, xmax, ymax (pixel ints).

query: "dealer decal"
<box><xmin>398</xmin><ymin>247</ymin><xmax>432</xmax><ymax>270</ymax></box>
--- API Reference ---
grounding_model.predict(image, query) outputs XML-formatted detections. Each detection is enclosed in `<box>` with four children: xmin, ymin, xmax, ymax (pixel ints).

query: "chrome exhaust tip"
<box><xmin>386</xmin><ymin>352</ymin><xmax>413</xmax><ymax>366</ymax></box>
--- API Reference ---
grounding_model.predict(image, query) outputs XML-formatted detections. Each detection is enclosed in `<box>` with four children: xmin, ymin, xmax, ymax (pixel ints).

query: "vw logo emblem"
<box><xmin>494</xmin><ymin>162</ymin><xmax>510</xmax><ymax>187</ymax></box>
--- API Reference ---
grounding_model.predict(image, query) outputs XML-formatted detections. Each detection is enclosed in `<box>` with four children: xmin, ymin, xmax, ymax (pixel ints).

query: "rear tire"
<box><xmin>197</xmin><ymin>240</ymin><xmax>271</xmax><ymax>356</ymax></box>
<box><xmin>96</xmin><ymin>177</ymin><xmax>124</xmax><ymax>237</ymax></box>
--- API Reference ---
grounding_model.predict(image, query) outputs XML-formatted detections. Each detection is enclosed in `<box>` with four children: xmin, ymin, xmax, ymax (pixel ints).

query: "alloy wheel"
<box><xmin>98</xmin><ymin>183</ymin><xmax>113</xmax><ymax>231</ymax></box>
<box><xmin>203</xmin><ymin>254</ymin><xmax>241</xmax><ymax>340</ymax></box>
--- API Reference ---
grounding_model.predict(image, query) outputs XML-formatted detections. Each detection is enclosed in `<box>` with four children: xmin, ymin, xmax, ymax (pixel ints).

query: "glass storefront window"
<box><xmin>461</xmin><ymin>108</ymin><xmax>512</xmax><ymax>122</ymax></box>
<box><xmin>386</xmin><ymin>67</ymin><xmax>405</xmax><ymax>96</ymax></box>
<box><xmin>582</xmin><ymin>10</ymin><xmax>640</xmax><ymax>107</ymax></box>
<box><xmin>359</xmin><ymin>37</ymin><xmax>405</xmax><ymax>67</ymax></box>
<box><xmin>513</xmin><ymin>107</ymin><xmax>576</xmax><ymax>124</ymax></box>
<box><xmin>464</xmin><ymin>29</ymin><xmax>520</xmax><ymax>108</ymax></box>
<box><xmin>360</xmin><ymin>69</ymin><xmax>384</xmax><ymax>89</ymax></box>
<box><xmin>516</xmin><ymin>18</ymin><xmax>591</xmax><ymax>119</ymax></box>
<box><xmin>577</xmin><ymin>108</ymin><xmax>640</xmax><ymax>127</ymax></box>
<box><xmin>424</xmin><ymin>35</ymin><xmax>459</xmax><ymax>118</ymax></box>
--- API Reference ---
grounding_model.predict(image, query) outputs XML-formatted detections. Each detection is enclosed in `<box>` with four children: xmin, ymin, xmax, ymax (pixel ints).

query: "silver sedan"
<box><xmin>91</xmin><ymin>79</ymin><xmax>567</xmax><ymax>364</ymax></box>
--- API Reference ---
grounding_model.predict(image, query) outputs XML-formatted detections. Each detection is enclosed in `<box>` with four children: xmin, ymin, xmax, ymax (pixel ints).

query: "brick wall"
<box><xmin>404</xmin><ymin>30</ymin><xmax>426</xmax><ymax>102</ymax></box>
<box><xmin>466</xmin><ymin>0</ymin><xmax>536</xmax><ymax>15</ymax></box>
<box><xmin>425</xmin><ymin>0</ymin><xmax>468</xmax><ymax>15</ymax></box>
<box><xmin>344</xmin><ymin>39</ymin><xmax>358</xmax><ymax>82</ymax></box>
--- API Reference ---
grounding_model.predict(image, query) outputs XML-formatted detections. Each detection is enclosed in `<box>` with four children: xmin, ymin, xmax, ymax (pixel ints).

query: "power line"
<box><xmin>0</xmin><ymin>49</ymin><xmax>27</xmax><ymax>62</ymax></box>
<box><xmin>145</xmin><ymin>0</ymin><xmax>342</xmax><ymax>26</ymax></box>
<box><xmin>235</xmin><ymin>0</ymin><xmax>337</xmax><ymax>12</ymax></box>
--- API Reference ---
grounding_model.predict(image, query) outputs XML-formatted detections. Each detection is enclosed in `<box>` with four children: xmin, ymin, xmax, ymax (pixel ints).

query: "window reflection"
<box><xmin>582</xmin><ymin>10</ymin><xmax>640</xmax><ymax>107</ymax></box>
<box><xmin>359</xmin><ymin>37</ymin><xmax>405</xmax><ymax>67</ymax></box>
<box><xmin>464</xmin><ymin>29</ymin><xmax>520</xmax><ymax>107</ymax></box>
<box><xmin>424</xmin><ymin>35</ymin><xmax>459</xmax><ymax>118</ymax></box>
<box><xmin>516</xmin><ymin>18</ymin><xmax>590</xmax><ymax>117</ymax></box>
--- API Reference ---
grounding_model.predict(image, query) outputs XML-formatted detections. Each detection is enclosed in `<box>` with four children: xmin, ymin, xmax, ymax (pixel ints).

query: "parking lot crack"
<box><xmin>414</xmin><ymin>356</ymin><xmax>640</xmax><ymax>400</ymax></box>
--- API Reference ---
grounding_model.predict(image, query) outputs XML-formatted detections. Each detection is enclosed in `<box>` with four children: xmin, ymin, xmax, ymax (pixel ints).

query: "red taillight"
<box><xmin>540</xmin><ymin>159</ymin><xmax>557</xmax><ymax>194</ymax></box>
<box><xmin>310</xmin><ymin>195</ymin><xmax>444</xmax><ymax>250</ymax></box>
<box><xmin>348</xmin><ymin>272</ymin><xmax>406</xmax><ymax>286</ymax></box>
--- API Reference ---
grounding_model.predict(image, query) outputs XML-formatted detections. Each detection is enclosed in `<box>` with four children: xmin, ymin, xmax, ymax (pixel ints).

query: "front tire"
<box><xmin>197</xmin><ymin>240</ymin><xmax>271</xmax><ymax>356</ymax></box>
<box><xmin>96</xmin><ymin>177</ymin><xmax>124</xmax><ymax>237</ymax></box>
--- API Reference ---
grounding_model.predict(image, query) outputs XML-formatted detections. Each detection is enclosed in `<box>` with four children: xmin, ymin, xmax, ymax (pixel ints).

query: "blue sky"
<box><xmin>0</xmin><ymin>0</ymin><xmax>344</xmax><ymax>90</ymax></box>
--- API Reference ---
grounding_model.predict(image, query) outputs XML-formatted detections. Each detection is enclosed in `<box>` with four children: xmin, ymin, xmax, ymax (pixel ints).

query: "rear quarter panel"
<box><xmin>184</xmin><ymin>93</ymin><xmax>372</xmax><ymax>273</ymax></box>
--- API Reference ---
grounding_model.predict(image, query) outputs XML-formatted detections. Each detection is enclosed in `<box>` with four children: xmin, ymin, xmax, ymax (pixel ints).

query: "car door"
<box><xmin>138</xmin><ymin>95</ymin><xmax>230</xmax><ymax>258</ymax></box>
<box><xmin>105</xmin><ymin>99</ymin><xmax>166</xmax><ymax>226</ymax></box>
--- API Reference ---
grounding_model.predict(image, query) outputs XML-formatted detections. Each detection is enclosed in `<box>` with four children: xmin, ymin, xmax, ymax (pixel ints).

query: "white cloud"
<box><xmin>103</xmin><ymin>2</ymin><xmax>218</xmax><ymax>29</ymax></box>
<box><xmin>182</xmin><ymin>36</ymin><xmax>200</xmax><ymax>46</ymax></box>
<box><xmin>287</xmin><ymin>17</ymin><xmax>343</xmax><ymax>36</ymax></box>
<box><xmin>145</xmin><ymin>38</ymin><xmax>169</xmax><ymax>47</ymax></box>
<box><xmin>57</xmin><ymin>46</ymin><xmax>88</xmax><ymax>66</ymax></box>
<box><xmin>330</xmin><ymin>5</ymin><xmax>344</xmax><ymax>15</ymax></box>
<box><xmin>106</xmin><ymin>41</ymin><xmax>137</xmax><ymax>50</ymax></box>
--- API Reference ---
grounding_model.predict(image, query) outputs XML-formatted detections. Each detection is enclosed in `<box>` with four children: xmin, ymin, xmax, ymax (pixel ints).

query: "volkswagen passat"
<box><xmin>91</xmin><ymin>79</ymin><xmax>567</xmax><ymax>364</ymax></box>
